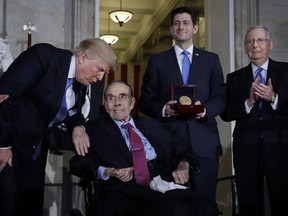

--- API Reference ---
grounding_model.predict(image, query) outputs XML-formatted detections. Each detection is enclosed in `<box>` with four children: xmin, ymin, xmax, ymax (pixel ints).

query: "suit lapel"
<box><xmin>105</xmin><ymin>119</ymin><xmax>132</xmax><ymax>162</ymax></box>
<box><xmin>49</xmin><ymin>64</ymin><xmax>70</xmax><ymax>119</ymax></box>
<box><xmin>267</xmin><ymin>58</ymin><xmax>281</xmax><ymax>88</ymax></box>
<box><xmin>166</xmin><ymin>48</ymin><xmax>184</xmax><ymax>84</ymax></box>
<box><xmin>241</xmin><ymin>64</ymin><xmax>254</xmax><ymax>94</ymax></box>
<box><xmin>189</xmin><ymin>47</ymin><xmax>200</xmax><ymax>84</ymax></box>
<box><xmin>134</xmin><ymin>120</ymin><xmax>162</xmax><ymax>154</ymax></box>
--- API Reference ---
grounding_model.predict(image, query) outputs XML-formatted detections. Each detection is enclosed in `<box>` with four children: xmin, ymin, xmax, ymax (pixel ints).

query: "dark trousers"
<box><xmin>98</xmin><ymin>179</ymin><xmax>218</xmax><ymax>216</ymax></box>
<box><xmin>0</xmin><ymin>147</ymin><xmax>48</xmax><ymax>216</ymax></box>
<box><xmin>0</xmin><ymin>165</ymin><xmax>17</xmax><ymax>216</ymax></box>
<box><xmin>236</xmin><ymin>139</ymin><xmax>288</xmax><ymax>216</ymax></box>
<box><xmin>193</xmin><ymin>156</ymin><xmax>219</xmax><ymax>199</ymax></box>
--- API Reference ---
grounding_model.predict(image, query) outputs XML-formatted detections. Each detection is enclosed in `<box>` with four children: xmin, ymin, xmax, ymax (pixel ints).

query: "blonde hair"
<box><xmin>74</xmin><ymin>38</ymin><xmax>117</xmax><ymax>72</ymax></box>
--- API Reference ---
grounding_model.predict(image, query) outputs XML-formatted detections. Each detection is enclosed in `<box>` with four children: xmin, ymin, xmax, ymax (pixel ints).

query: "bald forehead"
<box><xmin>106</xmin><ymin>82</ymin><xmax>129</xmax><ymax>94</ymax></box>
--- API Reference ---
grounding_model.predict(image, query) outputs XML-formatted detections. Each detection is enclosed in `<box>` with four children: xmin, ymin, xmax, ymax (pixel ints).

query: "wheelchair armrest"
<box><xmin>190</xmin><ymin>165</ymin><xmax>200</xmax><ymax>175</ymax></box>
<box><xmin>187</xmin><ymin>166</ymin><xmax>200</xmax><ymax>190</ymax></box>
<box><xmin>77</xmin><ymin>167</ymin><xmax>101</xmax><ymax>216</ymax></box>
<box><xmin>78</xmin><ymin>167</ymin><xmax>98</xmax><ymax>189</ymax></box>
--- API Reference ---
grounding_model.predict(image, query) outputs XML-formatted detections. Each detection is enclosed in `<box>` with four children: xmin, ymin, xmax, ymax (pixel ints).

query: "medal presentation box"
<box><xmin>171</xmin><ymin>85</ymin><xmax>204</xmax><ymax>114</ymax></box>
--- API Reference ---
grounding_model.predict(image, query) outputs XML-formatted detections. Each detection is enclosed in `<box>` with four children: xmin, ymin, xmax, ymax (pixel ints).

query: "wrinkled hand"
<box><xmin>254</xmin><ymin>78</ymin><xmax>275</xmax><ymax>101</ymax></box>
<box><xmin>247</xmin><ymin>81</ymin><xmax>259</xmax><ymax>107</ymax></box>
<box><xmin>165</xmin><ymin>100</ymin><xmax>178</xmax><ymax>116</ymax></box>
<box><xmin>247</xmin><ymin>78</ymin><xmax>275</xmax><ymax>108</ymax></box>
<box><xmin>0</xmin><ymin>94</ymin><xmax>9</xmax><ymax>103</ymax></box>
<box><xmin>0</xmin><ymin>148</ymin><xmax>13</xmax><ymax>173</ymax></box>
<box><xmin>105</xmin><ymin>167</ymin><xmax>134</xmax><ymax>182</ymax></box>
<box><xmin>172</xmin><ymin>161</ymin><xmax>190</xmax><ymax>185</ymax></box>
<box><xmin>72</xmin><ymin>126</ymin><xmax>90</xmax><ymax>156</ymax></box>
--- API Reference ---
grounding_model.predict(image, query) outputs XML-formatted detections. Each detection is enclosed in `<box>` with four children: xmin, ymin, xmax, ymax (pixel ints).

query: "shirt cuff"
<box><xmin>98</xmin><ymin>166</ymin><xmax>110</xmax><ymax>180</ymax></box>
<box><xmin>270</xmin><ymin>93</ymin><xmax>278</xmax><ymax>110</ymax></box>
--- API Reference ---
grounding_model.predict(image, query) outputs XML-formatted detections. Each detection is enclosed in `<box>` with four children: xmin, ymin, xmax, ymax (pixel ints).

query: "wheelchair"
<box><xmin>69</xmin><ymin>166</ymin><xmax>201</xmax><ymax>216</ymax></box>
<box><xmin>69</xmin><ymin>168</ymin><xmax>100</xmax><ymax>216</ymax></box>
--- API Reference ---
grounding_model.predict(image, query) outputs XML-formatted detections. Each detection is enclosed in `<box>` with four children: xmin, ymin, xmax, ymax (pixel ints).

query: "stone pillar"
<box><xmin>234</xmin><ymin>0</ymin><xmax>257</xmax><ymax>69</ymax></box>
<box><xmin>73</xmin><ymin>0</ymin><xmax>95</xmax><ymax>46</ymax></box>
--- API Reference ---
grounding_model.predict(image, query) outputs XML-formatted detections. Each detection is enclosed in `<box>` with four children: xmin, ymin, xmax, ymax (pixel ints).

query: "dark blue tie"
<box><xmin>49</xmin><ymin>78</ymin><xmax>74</xmax><ymax>127</ymax></box>
<box><xmin>255</xmin><ymin>68</ymin><xmax>265</xmax><ymax>108</ymax></box>
<box><xmin>182</xmin><ymin>51</ymin><xmax>190</xmax><ymax>85</ymax></box>
<box><xmin>33</xmin><ymin>78</ymin><xmax>74</xmax><ymax>160</ymax></box>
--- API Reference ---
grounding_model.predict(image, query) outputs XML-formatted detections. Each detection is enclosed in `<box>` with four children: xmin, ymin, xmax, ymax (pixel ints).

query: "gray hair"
<box><xmin>244</xmin><ymin>25</ymin><xmax>272</xmax><ymax>44</ymax></box>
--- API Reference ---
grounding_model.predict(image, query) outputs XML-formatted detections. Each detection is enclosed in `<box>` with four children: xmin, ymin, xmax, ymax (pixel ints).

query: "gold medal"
<box><xmin>179</xmin><ymin>96</ymin><xmax>192</xmax><ymax>105</ymax></box>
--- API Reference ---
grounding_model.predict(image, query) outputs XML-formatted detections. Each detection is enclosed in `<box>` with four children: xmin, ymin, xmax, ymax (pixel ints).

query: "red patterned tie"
<box><xmin>121</xmin><ymin>123</ymin><xmax>150</xmax><ymax>185</ymax></box>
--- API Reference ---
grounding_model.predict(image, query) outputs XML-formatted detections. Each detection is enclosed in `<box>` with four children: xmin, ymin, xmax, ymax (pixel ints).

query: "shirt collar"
<box><xmin>174</xmin><ymin>44</ymin><xmax>194</xmax><ymax>57</ymax></box>
<box><xmin>114</xmin><ymin>117</ymin><xmax>136</xmax><ymax>129</ymax></box>
<box><xmin>68</xmin><ymin>56</ymin><xmax>76</xmax><ymax>79</ymax></box>
<box><xmin>251</xmin><ymin>59</ymin><xmax>269</xmax><ymax>73</ymax></box>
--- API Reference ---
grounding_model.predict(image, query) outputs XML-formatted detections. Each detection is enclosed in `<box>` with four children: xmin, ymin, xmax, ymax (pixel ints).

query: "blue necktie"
<box><xmin>49</xmin><ymin>78</ymin><xmax>74</xmax><ymax>127</ymax></box>
<box><xmin>182</xmin><ymin>51</ymin><xmax>190</xmax><ymax>85</ymax></box>
<box><xmin>255</xmin><ymin>68</ymin><xmax>265</xmax><ymax>108</ymax></box>
<box><xmin>33</xmin><ymin>78</ymin><xmax>74</xmax><ymax>160</ymax></box>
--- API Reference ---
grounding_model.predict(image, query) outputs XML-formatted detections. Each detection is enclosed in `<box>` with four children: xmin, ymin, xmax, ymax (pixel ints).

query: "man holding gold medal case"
<box><xmin>171</xmin><ymin>84</ymin><xmax>204</xmax><ymax>114</ymax></box>
<box><xmin>139</xmin><ymin>6</ymin><xmax>226</xmax><ymax>200</ymax></box>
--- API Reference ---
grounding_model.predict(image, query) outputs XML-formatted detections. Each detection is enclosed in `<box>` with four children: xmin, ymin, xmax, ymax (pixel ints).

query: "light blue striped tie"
<box><xmin>182</xmin><ymin>51</ymin><xmax>190</xmax><ymax>85</ymax></box>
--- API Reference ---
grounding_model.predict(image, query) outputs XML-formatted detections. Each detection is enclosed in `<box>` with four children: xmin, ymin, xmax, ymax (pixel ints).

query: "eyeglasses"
<box><xmin>245</xmin><ymin>38</ymin><xmax>269</xmax><ymax>46</ymax></box>
<box><xmin>106</xmin><ymin>93</ymin><xmax>131</xmax><ymax>103</ymax></box>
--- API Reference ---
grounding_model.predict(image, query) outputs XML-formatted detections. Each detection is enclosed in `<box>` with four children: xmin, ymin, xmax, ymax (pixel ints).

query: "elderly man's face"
<box><xmin>104</xmin><ymin>82</ymin><xmax>135</xmax><ymax>122</ymax></box>
<box><xmin>244</xmin><ymin>28</ymin><xmax>273</xmax><ymax>65</ymax></box>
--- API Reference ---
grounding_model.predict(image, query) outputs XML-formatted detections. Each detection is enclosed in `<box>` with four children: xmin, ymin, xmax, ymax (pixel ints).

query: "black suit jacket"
<box><xmin>139</xmin><ymin>46</ymin><xmax>226</xmax><ymax>157</ymax></box>
<box><xmin>0</xmin><ymin>43</ymin><xmax>86</xmax><ymax>156</ymax></box>
<box><xmin>70</xmin><ymin>116</ymin><xmax>197</xmax><ymax>181</ymax></box>
<box><xmin>69</xmin><ymin>116</ymin><xmax>222</xmax><ymax>216</ymax></box>
<box><xmin>221</xmin><ymin>58</ymin><xmax>288</xmax><ymax>173</ymax></box>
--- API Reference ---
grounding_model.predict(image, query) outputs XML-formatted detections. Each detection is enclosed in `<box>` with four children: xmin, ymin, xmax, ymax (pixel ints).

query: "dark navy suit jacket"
<box><xmin>139</xmin><ymin>46</ymin><xmax>226</xmax><ymax>157</ymax></box>
<box><xmin>0</xmin><ymin>43</ymin><xmax>86</xmax><ymax>156</ymax></box>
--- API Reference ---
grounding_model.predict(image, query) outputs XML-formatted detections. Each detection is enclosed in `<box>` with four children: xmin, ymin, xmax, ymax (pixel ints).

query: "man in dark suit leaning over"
<box><xmin>0</xmin><ymin>38</ymin><xmax>116</xmax><ymax>216</ymax></box>
<box><xmin>70</xmin><ymin>80</ymin><xmax>218</xmax><ymax>216</ymax></box>
<box><xmin>221</xmin><ymin>26</ymin><xmax>288</xmax><ymax>216</ymax></box>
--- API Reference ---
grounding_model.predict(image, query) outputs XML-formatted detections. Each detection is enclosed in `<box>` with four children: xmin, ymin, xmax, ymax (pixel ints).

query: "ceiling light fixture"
<box><xmin>109</xmin><ymin>0</ymin><xmax>133</xmax><ymax>27</ymax></box>
<box><xmin>100</xmin><ymin>14</ymin><xmax>119</xmax><ymax>45</ymax></box>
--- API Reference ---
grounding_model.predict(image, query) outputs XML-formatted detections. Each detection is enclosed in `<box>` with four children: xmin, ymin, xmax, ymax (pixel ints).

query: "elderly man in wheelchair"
<box><xmin>70</xmin><ymin>80</ymin><xmax>218</xmax><ymax>216</ymax></box>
